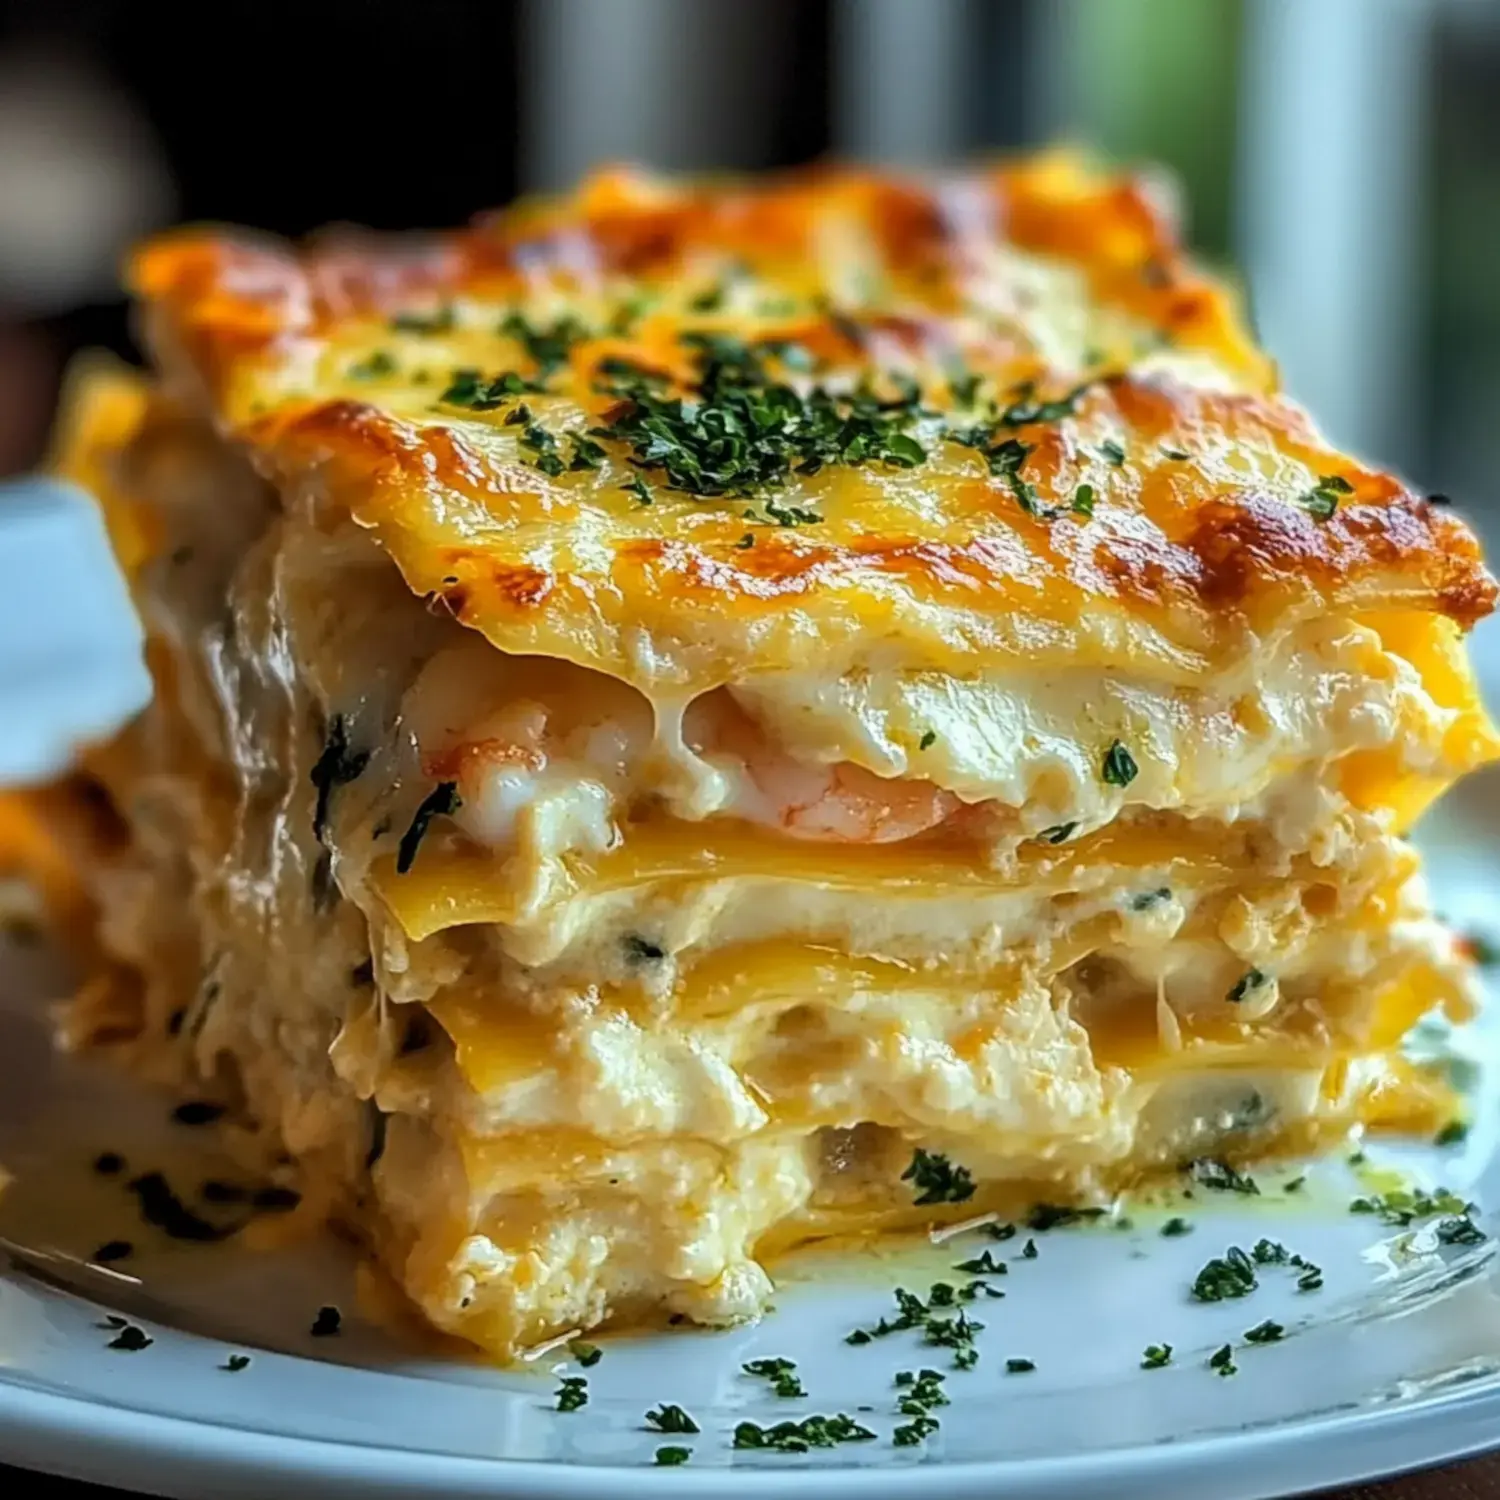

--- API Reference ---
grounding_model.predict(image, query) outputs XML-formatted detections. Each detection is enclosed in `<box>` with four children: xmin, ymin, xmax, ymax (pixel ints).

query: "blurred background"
<box><xmin>0</xmin><ymin>0</ymin><xmax>1496</xmax><ymax>538</ymax></box>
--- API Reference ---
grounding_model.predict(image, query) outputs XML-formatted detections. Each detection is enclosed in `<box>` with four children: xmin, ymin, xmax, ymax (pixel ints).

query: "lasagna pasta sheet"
<box><xmin>36</xmin><ymin>155</ymin><xmax>1499</xmax><ymax>1360</ymax></box>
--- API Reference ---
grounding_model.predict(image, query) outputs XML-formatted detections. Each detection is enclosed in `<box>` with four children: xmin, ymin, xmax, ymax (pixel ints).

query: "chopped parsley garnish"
<box><xmin>348</xmin><ymin>350</ymin><xmax>396</xmax><ymax>381</ymax></box>
<box><xmin>395</xmin><ymin>782</ymin><xmax>461</xmax><ymax>874</ymax></box>
<box><xmin>893</xmin><ymin>1415</ymin><xmax>940</xmax><ymax>1446</ymax></box>
<box><xmin>1349</xmin><ymin>1185</ymin><xmax>1475</xmax><ymax>1227</ymax></box>
<box><xmin>520</xmin><ymin>422</ymin><xmax>565</xmax><ymax>477</ymax></box>
<box><xmin>310</xmin><ymin>714</ymin><xmax>370</xmax><ymax>842</ymax></box>
<box><xmin>859</xmin><ymin>1289</ymin><xmax>926</xmax><ymax>1335</ymax></box>
<box><xmin>1021</xmin><ymin>1238</ymin><xmax>1038</xmax><ymax>1260</ymax></box>
<box><xmin>1141</xmin><ymin>1343</ymin><xmax>1173</xmax><ymax>1369</ymax></box>
<box><xmin>1436</xmin><ymin>1214</ymin><xmax>1486</xmax><ymax>1246</ymax></box>
<box><xmin>568</xmin><ymin>435</ymin><xmax>608</xmax><ymax>472</ymax></box>
<box><xmin>926</xmin><ymin>1280</ymin><xmax>991</xmax><ymax>1308</ymax></box>
<box><xmin>1072</xmin><ymin>483</ymin><xmax>1096</xmax><ymax>517</ymax></box>
<box><xmin>499</xmin><ymin>310</ymin><xmax>589</xmax><ymax>378</ymax></box>
<box><xmin>1243</xmin><ymin>1319</ymin><xmax>1285</xmax><ymax>1344</ymax></box>
<box><xmin>655</xmin><ymin>1446</ymin><xmax>691</xmax><ymax>1466</ymax></box>
<box><xmin>598</xmin><ymin>332</ymin><xmax>927</xmax><ymax>499</ymax></box>
<box><xmin>733</xmin><ymin>1415</ymin><xmax>875</xmax><ymax>1452</ymax></box>
<box><xmin>93</xmin><ymin>1152</ymin><xmax>125</xmax><ymax>1176</ymax></box>
<box><xmin>997</xmin><ymin>382</ymin><xmax>1093</xmax><ymax>428</ymax></box>
<box><xmin>902</xmin><ymin>1149</ymin><xmax>975</xmax><ymax>1205</ymax></box>
<box><xmin>918</xmin><ymin>730</ymin><xmax>937</xmax><ymax>751</ymax></box>
<box><xmin>127</xmin><ymin>1171</ymin><xmax>233</xmax><ymax>1242</ymax></box>
<box><xmin>1100</xmin><ymin>439</ymin><xmax>1127</xmax><ymax>465</ymax></box>
<box><xmin>1284</xmin><ymin>1175</ymin><xmax>1307</xmax><ymax>1193</ymax></box>
<box><xmin>1005</xmin><ymin>1358</ymin><xmax>1036</xmax><ymax>1374</ymax></box>
<box><xmin>758</xmin><ymin>498</ymin><xmax>824</xmax><ymax>527</ymax></box>
<box><xmin>952</xmin><ymin>1249</ymin><xmax>1007</xmax><ymax>1276</ymax></box>
<box><xmin>1025</xmin><ymin>1203</ymin><xmax>1106</xmax><ymax>1232</ymax></box>
<box><xmin>1226</xmin><ymin>969</ymin><xmax>1270</xmax><ymax>1005</ymax></box>
<box><xmin>570</xmin><ymin>1341</ymin><xmax>603</xmax><ymax>1368</ymax></box>
<box><xmin>1300</xmin><ymin>473</ymin><xmax>1354</xmax><ymax>521</ymax></box>
<box><xmin>1195</xmin><ymin>1239</ymin><xmax>1322</xmax><ymax>1299</ymax></box>
<box><xmin>391</xmin><ymin>305</ymin><xmax>455</xmax><ymax>335</ymax></box>
<box><xmin>1162</xmin><ymin>446</ymin><xmax>1191</xmax><ymax>461</ymax></box>
<box><xmin>1294</xmin><ymin>1260</ymin><xmax>1324</xmax><ymax>1293</ymax></box>
<box><xmin>555</xmin><ymin>1377</ymin><xmax>588</xmax><ymax>1413</ymax></box>
<box><xmin>1208</xmin><ymin>1344</ymin><xmax>1237</xmax><ymax>1378</ymax></box>
<box><xmin>1037</xmin><ymin>822</ymin><xmax>1077</xmax><ymax>845</ymax></box>
<box><xmin>985</xmin><ymin>1222</ymin><xmax>1018</xmax><ymax>1242</ymax></box>
<box><xmin>310</xmin><ymin>1305</ymin><xmax>342</xmax><ymax>1337</ymax></box>
<box><xmin>106</xmin><ymin>1323</ymin><xmax>153</xmax><ymax>1352</ymax></box>
<box><xmin>1101</xmin><ymin>740</ymin><xmax>1139</xmax><ymax>787</ymax></box>
<box><xmin>1191</xmin><ymin>1158</ymin><xmax>1261</xmax><ymax>1195</ymax></box>
<box><xmin>645</xmin><ymin>1404</ymin><xmax>700</xmax><ymax>1435</ymax></box>
<box><xmin>846</xmin><ymin>1284</ymin><xmax>986</xmax><ymax>1369</ymax></box>
<box><xmin>743</xmin><ymin>1357</ymin><xmax>805</xmax><ymax>1398</ymax></box>
<box><xmin>221</xmin><ymin>1354</ymin><xmax>251</xmax><ymax>1372</ymax></box>
<box><xmin>1191</xmin><ymin>1246</ymin><xmax>1259</xmax><ymax>1302</ymax></box>
<box><xmin>734</xmin><ymin>532</ymin><xmax>755</xmax><ymax>548</ymax></box>
<box><xmin>1129</xmin><ymin>888</ymin><xmax>1172</xmax><ymax>912</ymax></box>
<box><xmin>173</xmin><ymin>1100</ymin><xmax>225</xmax><ymax>1127</ymax></box>
<box><xmin>1435</xmin><ymin>1120</ymin><xmax>1470</xmax><ymax>1147</ymax></box>
<box><xmin>440</xmin><ymin>368</ymin><xmax>538</xmax><ymax>410</ymax></box>
<box><xmin>623</xmin><ymin>474</ymin><xmax>654</xmax><ymax>506</ymax></box>
<box><xmin>948</xmin><ymin>370</ymin><xmax>982</xmax><ymax>406</ymax></box>
<box><xmin>93</xmin><ymin>1239</ymin><xmax>133</xmax><ymax>1264</ymax></box>
<box><xmin>981</xmin><ymin>437</ymin><xmax>1050</xmax><ymax>517</ymax></box>
<box><xmin>1161</xmin><ymin>1217</ymin><xmax>1192</xmax><ymax>1237</ymax></box>
<box><xmin>894</xmin><ymin>1368</ymin><xmax>948</xmax><ymax>1413</ymax></box>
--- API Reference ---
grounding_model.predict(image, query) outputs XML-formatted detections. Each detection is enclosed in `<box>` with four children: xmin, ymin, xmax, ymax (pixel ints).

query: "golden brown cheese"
<box><xmin>130</xmin><ymin>154</ymin><xmax>1495</xmax><ymax>698</ymax></box>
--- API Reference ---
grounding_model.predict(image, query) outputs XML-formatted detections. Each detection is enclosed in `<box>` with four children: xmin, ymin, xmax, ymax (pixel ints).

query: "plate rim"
<box><xmin>2</xmin><ymin>1339</ymin><xmax>1500</xmax><ymax>1499</ymax></box>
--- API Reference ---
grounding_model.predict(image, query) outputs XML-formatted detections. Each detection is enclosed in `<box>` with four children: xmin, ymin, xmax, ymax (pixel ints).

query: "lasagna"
<box><xmin>36</xmin><ymin>154</ymin><xmax>1500</xmax><ymax>1360</ymax></box>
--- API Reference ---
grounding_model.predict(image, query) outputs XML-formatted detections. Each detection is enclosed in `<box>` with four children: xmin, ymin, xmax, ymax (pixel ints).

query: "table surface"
<box><xmin>9</xmin><ymin>1451</ymin><xmax>1500</xmax><ymax>1498</ymax></box>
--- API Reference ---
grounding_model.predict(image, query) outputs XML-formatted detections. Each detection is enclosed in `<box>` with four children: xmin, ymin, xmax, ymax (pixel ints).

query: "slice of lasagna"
<box><xmin>42</xmin><ymin>155</ymin><xmax>1499</xmax><ymax>1359</ymax></box>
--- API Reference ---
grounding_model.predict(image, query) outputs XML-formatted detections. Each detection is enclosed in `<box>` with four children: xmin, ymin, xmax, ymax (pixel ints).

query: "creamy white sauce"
<box><xmin>382</xmin><ymin>612</ymin><xmax>1459</xmax><ymax>880</ymax></box>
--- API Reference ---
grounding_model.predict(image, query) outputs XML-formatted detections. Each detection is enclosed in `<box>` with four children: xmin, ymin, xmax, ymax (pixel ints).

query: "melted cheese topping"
<box><xmin>130</xmin><ymin>154</ymin><xmax>1494</xmax><ymax>702</ymax></box>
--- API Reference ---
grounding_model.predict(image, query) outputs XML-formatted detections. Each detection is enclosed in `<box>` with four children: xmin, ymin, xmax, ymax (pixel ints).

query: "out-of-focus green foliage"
<box><xmin>1060</xmin><ymin>0</ymin><xmax>1244</xmax><ymax>258</ymax></box>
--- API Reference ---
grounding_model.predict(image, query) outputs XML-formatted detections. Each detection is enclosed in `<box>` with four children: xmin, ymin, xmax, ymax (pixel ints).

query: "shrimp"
<box><xmin>402</xmin><ymin>638</ymin><xmax>651</xmax><ymax>853</ymax></box>
<box><xmin>402</xmin><ymin>643</ymin><xmax>967</xmax><ymax>852</ymax></box>
<box><xmin>685</xmin><ymin>691</ymin><xmax>961</xmax><ymax>844</ymax></box>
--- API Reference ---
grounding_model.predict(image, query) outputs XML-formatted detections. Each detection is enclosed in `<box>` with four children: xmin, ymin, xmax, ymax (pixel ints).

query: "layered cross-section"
<box><xmin>39</xmin><ymin>156</ymin><xmax>1498</xmax><ymax>1359</ymax></box>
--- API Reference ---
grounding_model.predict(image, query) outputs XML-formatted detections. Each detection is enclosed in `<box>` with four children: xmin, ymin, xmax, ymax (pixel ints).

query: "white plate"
<box><xmin>0</xmin><ymin>479</ymin><xmax>148</xmax><ymax>782</ymax></box>
<box><xmin>3</xmin><ymin>498</ymin><xmax>1500</xmax><ymax>1499</ymax></box>
<box><xmin>0</xmin><ymin>775</ymin><xmax>1496</xmax><ymax>1500</ymax></box>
